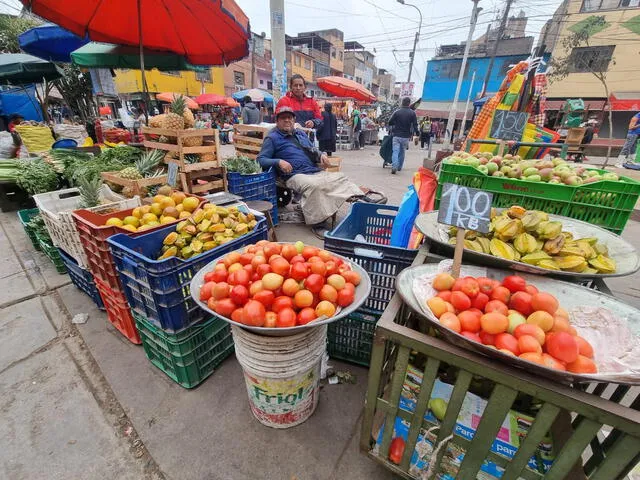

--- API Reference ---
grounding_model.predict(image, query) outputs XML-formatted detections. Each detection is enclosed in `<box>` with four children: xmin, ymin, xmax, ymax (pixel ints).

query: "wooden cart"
<box><xmin>233</xmin><ymin>124</ymin><xmax>271</xmax><ymax>160</ymax></box>
<box><xmin>142</xmin><ymin>126</ymin><xmax>226</xmax><ymax>194</ymax></box>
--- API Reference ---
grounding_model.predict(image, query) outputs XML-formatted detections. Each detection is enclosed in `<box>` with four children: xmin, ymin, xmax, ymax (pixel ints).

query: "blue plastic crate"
<box><xmin>227</xmin><ymin>170</ymin><xmax>278</xmax><ymax>225</ymax></box>
<box><xmin>324</xmin><ymin>203</ymin><xmax>419</xmax><ymax>312</ymax></box>
<box><xmin>57</xmin><ymin>247</ymin><xmax>104</xmax><ymax>310</ymax></box>
<box><xmin>107</xmin><ymin>216</ymin><xmax>267</xmax><ymax>333</ymax></box>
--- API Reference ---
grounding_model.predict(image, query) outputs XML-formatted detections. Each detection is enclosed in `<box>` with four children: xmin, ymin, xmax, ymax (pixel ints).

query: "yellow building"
<box><xmin>287</xmin><ymin>48</ymin><xmax>314</xmax><ymax>84</ymax></box>
<box><xmin>543</xmin><ymin>0</ymin><xmax>640</xmax><ymax>138</ymax></box>
<box><xmin>114</xmin><ymin>67</ymin><xmax>225</xmax><ymax>98</ymax></box>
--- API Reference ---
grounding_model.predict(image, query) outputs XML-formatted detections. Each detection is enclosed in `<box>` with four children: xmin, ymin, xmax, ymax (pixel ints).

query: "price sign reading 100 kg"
<box><xmin>438</xmin><ymin>183</ymin><xmax>493</xmax><ymax>278</ymax></box>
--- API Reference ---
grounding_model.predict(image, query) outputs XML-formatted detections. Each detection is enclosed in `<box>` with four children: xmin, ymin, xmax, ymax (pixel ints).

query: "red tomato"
<box><xmin>495</xmin><ymin>333</ymin><xmax>520</xmax><ymax>355</ymax></box>
<box><xmin>509</xmin><ymin>291</ymin><xmax>533</xmax><ymax>316</ymax></box>
<box><xmin>214</xmin><ymin>298</ymin><xmax>236</xmax><ymax>317</ymax></box>
<box><xmin>476</xmin><ymin>277</ymin><xmax>494</xmax><ymax>295</ymax></box>
<box><xmin>230</xmin><ymin>269</ymin><xmax>250</xmax><ymax>287</ymax></box>
<box><xmin>307</xmin><ymin>256</ymin><xmax>323</xmax><ymax>264</ymax></box>
<box><xmin>256</xmin><ymin>264</ymin><xmax>271</xmax><ymax>278</ymax></box>
<box><xmin>460</xmin><ymin>278</ymin><xmax>480</xmax><ymax>298</ymax></box>
<box><xmin>343</xmin><ymin>282</ymin><xmax>356</xmax><ymax>293</ymax></box>
<box><xmin>231</xmin><ymin>308</ymin><xmax>244</xmax><ymax>324</ymax></box>
<box><xmin>269</xmin><ymin>256</ymin><xmax>290</xmax><ymax>277</ymax></box>
<box><xmin>471</xmin><ymin>292</ymin><xmax>489</xmax><ymax>311</ymax></box>
<box><xmin>484</xmin><ymin>300</ymin><xmax>509</xmax><ymax>316</ymax></box>
<box><xmin>309</xmin><ymin>261</ymin><xmax>327</xmax><ymax>276</ymax></box>
<box><xmin>437</xmin><ymin>290</ymin><xmax>453</xmax><ymax>302</ymax></box>
<box><xmin>281</xmin><ymin>244</ymin><xmax>298</xmax><ymax>260</ymax></box>
<box><xmin>282</xmin><ymin>278</ymin><xmax>301</xmax><ymax>297</ymax></box>
<box><xmin>290</xmin><ymin>262</ymin><xmax>309</xmax><ymax>281</ymax></box>
<box><xmin>458</xmin><ymin>310</ymin><xmax>481</xmax><ymax>333</ymax></box>
<box><xmin>319</xmin><ymin>284</ymin><xmax>338</xmax><ymax>303</ymax></box>
<box><xmin>525</xmin><ymin>284</ymin><xmax>539</xmax><ymax>296</ymax></box>
<box><xmin>490</xmin><ymin>286</ymin><xmax>511</xmax><ymax>304</ymax></box>
<box><xmin>263</xmin><ymin>243</ymin><xmax>281</xmax><ymax>259</ymax></box>
<box><xmin>243</xmin><ymin>264</ymin><xmax>254</xmax><ymax>276</ymax></box>
<box><xmin>304</xmin><ymin>273</ymin><xmax>325</xmax><ymax>294</ymax></box>
<box><xmin>242</xmin><ymin>300</ymin><xmax>266</xmax><ymax>327</ymax></box>
<box><xmin>297</xmin><ymin>307</ymin><xmax>318</xmax><ymax>325</ymax></box>
<box><xmin>325</xmin><ymin>261</ymin><xmax>338</xmax><ymax>276</ymax></box>
<box><xmin>272</xmin><ymin>296</ymin><xmax>294</xmax><ymax>313</ymax></box>
<box><xmin>199</xmin><ymin>281</ymin><xmax>216</xmax><ymax>301</ymax></box>
<box><xmin>253</xmin><ymin>290</ymin><xmax>275</xmax><ymax>309</ymax></box>
<box><xmin>264</xmin><ymin>311</ymin><xmax>277</xmax><ymax>328</ymax></box>
<box><xmin>290</xmin><ymin>254</ymin><xmax>306</xmax><ymax>264</ymax></box>
<box><xmin>450</xmin><ymin>291</ymin><xmax>471</xmax><ymax>311</ymax></box>
<box><xmin>460</xmin><ymin>331</ymin><xmax>482</xmax><ymax>343</ymax></box>
<box><xmin>239</xmin><ymin>253</ymin><xmax>254</xmax><ymax>266</ymax></box>
<box><xmin>251</xmin><ymin>255</ymin><xmax>267</xmax><ymax>269</ymax></box>
<box><xmin>502</xmin><ymin>275</ymin><xmax>527</xmax><ymax>293</ymax></box>
<box><xmin>223</xmin><ymin>252</ymin><xmax>241</xmax><ymax>268</ymax></box>
<box><xmin>276</xmin><ymin>308</ymin><xmax>297</xmax><ymax>328</ymax></box>
<box><xmin>249</xmin><ymin>280</ymin><xmax>263</xmax><ymax>296</ymax></box>
<box><xmin>341</xmin><ymin>270</ymin><xmax>361</xmax><ymax>286</ymax></box>
<box><xmin>204</xmin><ymin>271</ymin><xmax>216</xmax><ymax>283</ymax></box>
<box><xmin>302</xmin><ymin>246</ymin><xmax>319</xmax><ymax>260</ymax></box>
<box><xmin>212</xmin><ymin>268</ymin><xmax>228</xmax><ymax>283</ymax></box>
<box><xmin>230</xmin><ymin>285</ymin><xmax>250</xmax><ymax>306</ymax></box>
<box><xmin>337</xmin><ymin>287</ymin><xmax>355</xmax><ymax>307</ymax></box>
<box><xmin>318</xmin><ymin>250</ymin><xmax>332</xmax><ymax>262</ymax></box>
<box><xmin>479</xmin><ymin>330</ymin><xmax>496</xmax><ymax>345</ymax></box>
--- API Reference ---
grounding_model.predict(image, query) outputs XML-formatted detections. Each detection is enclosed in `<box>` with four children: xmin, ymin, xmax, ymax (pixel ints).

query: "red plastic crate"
<box><xmin>94</xmin><ymin>275</ymin><xmax>141</xmax><ymax>344</ymax></box>
<box><xmin>71</xmin><ymin>195</ymin><xmax>205</xmax><ymax>290</ymax></box>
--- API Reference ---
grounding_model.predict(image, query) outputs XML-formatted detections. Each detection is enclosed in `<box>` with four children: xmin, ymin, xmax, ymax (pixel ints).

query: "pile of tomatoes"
<box><xmin>199</xmin><ymin>241</ymin><xmax>361</xmax><ymax>328</ymax></box>
<box><xmin>426</xmin><ymin>273</ymin><xmax>597</xmax><ymax>374</ymax></box>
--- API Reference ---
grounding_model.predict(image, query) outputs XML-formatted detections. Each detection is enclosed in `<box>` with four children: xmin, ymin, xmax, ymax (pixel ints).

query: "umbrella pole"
<box><xmin>138</xmin><ymin>0</ymin><xmax>149</xmax><ymax>125</ymax></box>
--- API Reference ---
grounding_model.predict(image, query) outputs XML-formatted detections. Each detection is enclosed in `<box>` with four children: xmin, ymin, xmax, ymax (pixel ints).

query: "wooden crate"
<box><xmin>179</xmin><ymin>166</ymin><xmax>227</xmax><ymax>195</ymax></box>
<box><xmin>142</xmin><ymin>126</ymin><xmax>221</xmax><ymax>172</ymax></box>
<box><xmin>233</xmin><ymin>124</ymin><xmax>272</xmax><ymax>160</ymax></box>
<box><xmin>101</xmin><ymin>171</ymin><xmax>168</xmax><ymax>197</ymax></box>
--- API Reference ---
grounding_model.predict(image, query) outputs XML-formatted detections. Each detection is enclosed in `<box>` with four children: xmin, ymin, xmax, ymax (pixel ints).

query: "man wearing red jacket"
<box><xmin>276</xmin><ymin>74</ymin><xmax>323</xmax><ymax>130</ymax></box>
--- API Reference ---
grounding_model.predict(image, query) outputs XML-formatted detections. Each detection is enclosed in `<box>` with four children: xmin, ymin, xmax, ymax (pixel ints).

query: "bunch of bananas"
<box><xmin>448</xmin><ymin>206</ymin><xmax>616</xmax><ymax>274</ymax></box>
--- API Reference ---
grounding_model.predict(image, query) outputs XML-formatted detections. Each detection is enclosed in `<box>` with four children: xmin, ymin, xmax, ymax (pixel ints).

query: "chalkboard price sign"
<box><xmin>490</xmin><ymin>110</ymin><xmax>529</xmax><ymax>142</ymax></box>
<box><xmin>437</xmin><ymin>183</ymin><xmax>493</xmax><ymax>234</ymax></box>
<box><xmin>167</xmin><ymin>162</ymin><xmax>178</xmax><ymax>187</ymax></box>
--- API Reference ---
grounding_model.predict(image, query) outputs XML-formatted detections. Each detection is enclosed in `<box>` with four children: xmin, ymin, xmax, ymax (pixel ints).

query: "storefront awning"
<box><xmin>610</xmin><ymin>93</ymin><xmax>640</xmax><ymax>111</ymax></box>
<box><xmin>415</xmin><ymin>101</ymin><xmax>472</xmax><ymax>120</ymax></box>
<box><xmin>544</xmin><ymin>99</ymin><xmax>607</xmax><ymax>111</ymax></box>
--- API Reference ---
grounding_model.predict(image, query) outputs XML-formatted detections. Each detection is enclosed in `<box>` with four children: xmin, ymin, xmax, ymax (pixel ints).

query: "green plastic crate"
<box><xmin>328</xmin><ymin>308</ymin><xmax>381</xmax><ymax>367</ymax></box>
<box><xmin>134</xmin><ymin>312</ymin><xmax>234</xmax><ymax>389</ymax></box>
<box><xmin>36</xmin><ymin>233</ymin><xmax>67</xmax><ymax>274</ymax></box>
<box><xmin>17</xmin><ymin>208</ymin><xmax>42</xmax><ymax>251</ymax></box>
<box><xmin>436</xmin><ymin>162</ymin><xmax>640</xmax><ymax>234</ymax></box>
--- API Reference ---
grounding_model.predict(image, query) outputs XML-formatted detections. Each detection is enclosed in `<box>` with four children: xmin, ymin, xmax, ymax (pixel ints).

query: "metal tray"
<box><xmin>414</xmin><ymin>211</ymin><xmax>640</xmax><ymax>279</ymax></box>
<box><xmin>396</xmin><ymin>264</ymin><xmax>640</xmax><ymax>385</ymax></box>
<box><xmin>190</xmin><ymin>243</ymin><xmax>371</xmax><ymax>336</ymax></box>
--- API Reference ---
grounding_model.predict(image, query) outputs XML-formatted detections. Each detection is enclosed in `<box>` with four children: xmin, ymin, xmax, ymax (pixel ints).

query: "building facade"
<box><xmin>343</xmin><ymin>41</ymin><xmax>377</xmax><ymax>92</ymax></box>
<box><xmin>543</xmin><ymin>0</ymin><xmax>640</xmax><ymax>138</ymax></box>
<box><xmin>222</xmin><ymin>32</ymin><xmax>272</xmax><ymax>96</ymax></box>
<box><xmin>114</xmin><ymin>68</ymin><xmax>224</xmax><ymax>98</ymax></box>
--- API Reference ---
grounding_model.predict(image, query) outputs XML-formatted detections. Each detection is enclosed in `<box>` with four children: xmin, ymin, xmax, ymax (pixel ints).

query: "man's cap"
<box><xmin>275</xmin><ymin>106</ymin><xmax>295</xmax><ymax>118</ymax></box>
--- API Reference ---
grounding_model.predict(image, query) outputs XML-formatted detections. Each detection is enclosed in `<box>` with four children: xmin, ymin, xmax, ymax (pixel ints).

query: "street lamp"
<box><xmin>397</xmin><ymin>0</ymin><xmax>422</xmax><ymax>84</ymax></box>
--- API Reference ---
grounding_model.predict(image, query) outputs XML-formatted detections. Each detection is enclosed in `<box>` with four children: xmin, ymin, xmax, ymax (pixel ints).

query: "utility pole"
<box><xmin>397</xmin><ymin>0</ymin><xmax>422</xmax><ymax>84</ymax></box>
<box><xmin>250</xmin><ymin>34</ymin><xmax>256</xmax><ymax>88</ymax></box>
<box><xmin>461</xmin><ymin>70</ymin><xmax>476</xmax><ymax>135</ymax></box>
<box><xmin>269</xmin><ymin>0</ymin><xmax>286</xmax><ymax>101</ymax></box>
<box><xmin>443</xmin><ymin>0</ymin><xmax>481</xmax><ymax>150</ymax></box>
<box><xmin>479</xmin><ymin>0</ymin><xmax>513</xmax><ymax>97</ymax></box>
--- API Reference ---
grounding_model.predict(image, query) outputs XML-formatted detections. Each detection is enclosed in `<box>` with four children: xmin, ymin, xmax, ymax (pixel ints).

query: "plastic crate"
<box><xmin>107</xmin><ymin>215</ymin><xmax>268</xmax><ymax>332</ymax></box>
<box><xmin>17</xmin><ymin>208</ymin><xmax>42</xmax><ymax>251</ymax></box>
<box><xmin>57</xmin><ymin>248</ymin><xmax>104</xmax><ymax>310</ymax></box>
<box><xmin>94</xmin><ymin>275</ymin><xmax>141</xmax><ymax>344</ymax></box>
<box><xmin>227</xmin><ymin>170</ymin><xmax>279</xmax><ymax>225</ymax></box>
<box><xmin>327</xmin><ymin>308</ymin><xmax>381</xmax><ymax>367</ymax></box>
<box><xmin>436</xmin><ymin>162</ymin><xmax>640</xmax><ymax>234</ymax></box>
<box><xmin>33</xmin><ymin>188</ymin><xmax>141</xmax><ymax>269</ymax></box>
<box><xmin>35</xmin><ymin>232</ymin><xmax>67</xmax><ymax>274</ymax></box>
<box><xmin>324</xmin><ymin>203</ymin><xmax>419</xmax><ymax>312</ymax></box>
<box><xmin>134</xmin><ymin>312</ymin><xmax>234</xmax><ymax>388</ymax></box>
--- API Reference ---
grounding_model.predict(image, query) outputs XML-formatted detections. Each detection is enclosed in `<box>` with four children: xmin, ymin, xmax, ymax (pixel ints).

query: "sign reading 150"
<box><xmin>438</xmin><ymin>183</ymin><xmax>493</xmax><ymax>234</ymax></box>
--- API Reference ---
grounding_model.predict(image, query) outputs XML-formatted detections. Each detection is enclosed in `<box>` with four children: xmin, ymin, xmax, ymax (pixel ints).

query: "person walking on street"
<box><xmin>352</xmin><ymin>109</ymin><xmax>364</xmax><ymax>150</ymax></box>
<box><xmin>388</xmin><ymin>97</ymin><xmax>419</xmax><ymax>174</ymax></box>
<box><xmin>419</xmin><ymin>115</ymin><xmax>432</xmax><ymax>149</ymax></box>
<box><xmin>619</xmin><ymin>111</ymin><xmax>640</xmax><ymax>162</ymax></box>
<box><xmin>276</xmin><ymin>74</ymin><xmax>323</xmax><ymax>129</ymax></box>
<box><xmin>317</xmin><ymin>103</ymin><xmax>337</xmax><ymax>156</ymax></box>
<box><xmin>241</xmin><ymin>96</ymin><xmax>261</xmax><ymax>124</ymax></box>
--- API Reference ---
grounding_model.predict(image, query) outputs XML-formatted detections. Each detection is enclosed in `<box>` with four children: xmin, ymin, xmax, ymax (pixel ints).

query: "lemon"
<box><xmin>121</xmin><ymin>224</ymin><xmax>137</xmax><ymax>232</ymax></box>
<box><xmin>105</xmin><ymin>217</ymin><xmax>123</xmax><ymax>227</ymax></box>
<box><xmin>150</xmin><ymin>203</ymin><xmax>163</xmax><ymax>217</ymax></box>
<box><xmin>182</xmin><ymin>197</ymin><xmax>199</xmax><ymax>213</ymax></box>
<box><xmin>123</xmin><ymin>216</ymin><xmax>140</xmax><ymax>227</ymax></box>
<box><xmin>160</xmin><ymin>216</ymin><xmax>175</xmax><ymax>225</ymax></box>
<box><xmin>142</xmin><ymin>213</ymin><xmax>158</xmax><ymax>224</ymax></box>
<box><xmin>131</xmin><ymin>207</ymin><xmax>143</xmax><ymax>219</ymax></box>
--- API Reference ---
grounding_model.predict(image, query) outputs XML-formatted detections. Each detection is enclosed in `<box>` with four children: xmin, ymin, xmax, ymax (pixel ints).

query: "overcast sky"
<box><xmin>2</xmin><ymin>0</ymin><xmax>562</xmax><ymax>89</ymax></box>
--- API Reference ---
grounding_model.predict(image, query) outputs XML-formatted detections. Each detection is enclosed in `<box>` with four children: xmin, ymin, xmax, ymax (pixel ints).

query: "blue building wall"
<box><xmin>421</xmin><ymin>54</ymin><xmax>550</xmax><ymax>102</ymax></box>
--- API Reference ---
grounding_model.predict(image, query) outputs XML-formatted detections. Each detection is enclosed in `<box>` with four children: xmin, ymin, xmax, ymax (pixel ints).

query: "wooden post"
<box><xmin>452</xmin><ymin>228</ymin><xmax>466</xmax><ymax>278</ymax></box>
<box><xmin>497</xmin><ymin>139</ymin><xmax>505</xmax><ymax>157</ymax></box>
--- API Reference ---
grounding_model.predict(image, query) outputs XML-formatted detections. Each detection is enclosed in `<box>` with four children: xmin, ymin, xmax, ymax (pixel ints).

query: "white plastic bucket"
<box><xmin>232</xmin><ymin>325</ymin><xmax>327</xmax><ymax>429</ymax></box>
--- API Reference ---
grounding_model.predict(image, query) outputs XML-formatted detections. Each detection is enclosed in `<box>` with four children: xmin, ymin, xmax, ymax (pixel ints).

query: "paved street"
<box><xmin>2</xmin><ymin>142</ymin><xmax>640</xmax><ymax>479</ymax></box>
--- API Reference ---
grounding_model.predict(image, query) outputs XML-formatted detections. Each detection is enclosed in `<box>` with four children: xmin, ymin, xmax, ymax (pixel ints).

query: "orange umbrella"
<box><xmin>156</xmin><ymin>92</ymin><xmax>199</xmax><ymax>109</ymax></box>
<box><xmin>225</xmin><ymin>97</ymin><xmax>240</xmax><ymax>107</ymax></box>
<box><xmin>317</xmin><ymin>76</ymin><xmax>376</xmax><ymax>102</ymax></box>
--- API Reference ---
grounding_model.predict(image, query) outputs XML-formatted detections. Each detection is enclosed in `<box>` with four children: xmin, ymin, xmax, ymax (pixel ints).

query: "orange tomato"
<box><xmin>315</xmin><ymin>300</ymin><xmax>336</xmax><ymax>318</ymax></box>
<box><xmin>458</xmin><ymin>310</ymin><xmax>481</xmax><ymax>333</ymax></box>
<box><xmin>545</xmin><ymin>332</ymin><xmax>579</xmax><ymax>364</ymax></box>
<box><xmin>480</xmin><ymin>312</ymin><xmax>509</xmax><ymax>334</ymax></box>
<box><xmin>565</xmin><ymin>354</ymin><xmax>597</xmax><ymax>374</ymax></box>
<box><xmin>297</xmin><ymin>307</ymin><xmax>318</xmax><ymax>325</ymax></box>
<box><xmin>518</xmin><ymin>335</ymin><xmax>542</xmax><ymax>354</ymax></box>
<box><xmin>294</xmin><ymin>289</ymin><xmax>314</xmax><ymax>309</ymax></box>
<box><xmin>530</xmin><ymin>292</ymin><xmax>559</xmax><ymax>315</ymax></box>
<box><xmin>319</xmin><ymin>284</ymin><xmax>338</xmax><ymax>303</ymax></box>
<box><xmin>450</xmin><ymin>291</ymin><xmax>471</xmax><ymax>311</ymax></box>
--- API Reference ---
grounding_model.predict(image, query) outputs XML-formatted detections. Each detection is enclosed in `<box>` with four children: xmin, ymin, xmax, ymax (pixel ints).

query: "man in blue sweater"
<box><xmin>388</xmin><ymin>96</ymin><xmax>419</xmax><ymax>174</ymax></box>
<box><xmin>257</xmin><ymin>106</ymin><xmax>363</xmax><ymax>225</ymax></box>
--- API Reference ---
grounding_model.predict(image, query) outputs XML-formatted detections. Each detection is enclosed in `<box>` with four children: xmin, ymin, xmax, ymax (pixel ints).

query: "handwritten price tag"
<box><xmin>437</xmin><ymin>183</ymin><xmax>493</xmax><ymax>234</ymax></box>
<box><xmin>167</xmin><ymin>162</ymin><xmax>178</xmax><ymax>187</ymax></box>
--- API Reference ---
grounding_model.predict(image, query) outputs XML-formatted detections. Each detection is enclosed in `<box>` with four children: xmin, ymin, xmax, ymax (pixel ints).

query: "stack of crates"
<box><xmin>226</xmin><ymin>170</ymin><xmax>278</xmax><ymax>225</ymax></box>
<box><xmin>324</xmin><ymin>203</ymin><xmax>420</xmax><ymax>366</ymax></box>
<box><xmin>17</xmin><ymin>208</ymin><xmax>66</xmax><ymax>274</ymax></box>
<box><xmin>107</xmin><ymin>208</ymin><xmax>268</xmax><ymax>388</ymax></box>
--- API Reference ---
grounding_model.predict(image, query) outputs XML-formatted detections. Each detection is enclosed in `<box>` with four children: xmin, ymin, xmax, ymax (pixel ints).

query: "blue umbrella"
<box><xmin>233</xmin><ymin>88</ymin><xmax>273</xmax><ymax>104</ymax></box>
<box><xmin>18</xmin><ymin>24</ymin><xmax>89</xmax><ymax>63</ymax></box>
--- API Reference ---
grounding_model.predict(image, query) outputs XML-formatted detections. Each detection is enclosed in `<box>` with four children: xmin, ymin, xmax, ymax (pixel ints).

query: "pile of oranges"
<box><xmin>427</xmin><ymin>273</ymin><xmax>597</xmax><ymax>373</ymax></box>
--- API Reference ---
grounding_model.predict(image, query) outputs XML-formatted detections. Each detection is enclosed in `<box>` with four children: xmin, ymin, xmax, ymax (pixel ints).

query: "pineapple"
<box><xmin>78</xmin><ymin>175</ymin><xmax>102</xmax><ymax>208</ymax></box>
<box><xmin>183</xmin><ymin>106</ymin><xmax>195</xmax><ymax>128</ymax></box>
<box><xmin>118</xmin><ymin>149</ymin><xmax>165</xmax><ymax>180</ymax></box>
<box><xmin>162</xmin><ymin>95</ymin><xmax>186</xmax><ymax>130</ymax></box>
<box><xmin>183</xmin><ymin>119</ymin><xmax>206</xmax><ymax>147</ymax></box>
<box><xmin>200</xmin><ymin>152</ymin><xmax>215</xmax><ymax>163</ymax></box>
<box><xmin>149</xmin><ymin>114</ymin><xmax>166</xmax><ymax>128</ymax></box>
<box><xmin>118</xmin><ymin>166</ymin><xmax>142</xmax><ymax>180</ymax></box>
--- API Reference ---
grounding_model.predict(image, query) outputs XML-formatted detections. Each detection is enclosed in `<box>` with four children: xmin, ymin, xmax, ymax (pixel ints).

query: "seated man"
<box><xmin>257</xmin><ymin>106</ymin><xmax>365</xmax><ymax>226</ymax></box>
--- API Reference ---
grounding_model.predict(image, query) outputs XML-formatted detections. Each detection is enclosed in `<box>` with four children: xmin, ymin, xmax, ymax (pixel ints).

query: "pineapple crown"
<box><xmin>136</xmin><ymin>149</ymin><xmax>165</xmax><ymax>176</ymax></box>
<box><xmin>170</xmin><ymin>95</ymin><xmax>186</xmax><ymax>115</ymax></box>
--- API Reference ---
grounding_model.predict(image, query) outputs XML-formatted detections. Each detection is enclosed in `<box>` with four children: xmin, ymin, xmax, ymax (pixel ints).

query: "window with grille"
<box><xmin>569</xmin><ymin>45</ymin><xmax>614</xmax><ymax>72</ymax></box>
<box><xmin>234</xmin><ymin>71</ymin><xmax>245</xmax><ymax>85</ymax></box>
<box><xmin>581</xmin><ymin>0</ymin><xmax>630</xmax><ymax>11</ymax></box>
<box><xmin>195</xmin><ymin>70</ymin><xmax>212</xmax><ymax>83</ymax></box>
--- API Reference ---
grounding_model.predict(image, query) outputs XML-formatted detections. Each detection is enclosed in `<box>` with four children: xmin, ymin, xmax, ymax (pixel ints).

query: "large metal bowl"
<box><xmin>415</xmin><ymin>211</ymin><xmax>640</xmax><ymax>279</ymax></box>
<box><xmin>190</xmin><ymin>243</ymin><xmax>371</xmax><ymax>336</ymax></box>
<box><xmin>396</xmin><ymin>264</ymin><xmax>640</xmax><ymax>385</ymax></box>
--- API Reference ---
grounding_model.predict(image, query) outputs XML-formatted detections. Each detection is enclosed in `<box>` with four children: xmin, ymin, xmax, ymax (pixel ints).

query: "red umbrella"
<box><xmin>195</xmin><ymin>93</ymin><xmax>229</xmax><ymax>106</ymax></box>
<box><xmin>20</xmin><ymin>0</ymin><xmax>250</xmax><ymax>66</ymax></box>
<box><xmin>317</xmin><ymin>76</ymin><xmax>376</xmax><ymax>102</ymax></box>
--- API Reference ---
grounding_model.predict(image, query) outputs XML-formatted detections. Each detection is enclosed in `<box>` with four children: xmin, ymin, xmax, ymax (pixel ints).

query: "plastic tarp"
<box><xmin>0</xmin><ymin>84</ymin><xmax>43</xmax><ymax>122</ymax></box>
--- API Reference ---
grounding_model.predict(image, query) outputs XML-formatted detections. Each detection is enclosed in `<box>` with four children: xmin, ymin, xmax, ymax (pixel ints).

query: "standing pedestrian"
<box><xmin>241</xmin><ymin>95</ymin><xmax>261</xmax><ymax>124</ymax></box>
<box><xmin>619</xmin><ymin>111</ymin><xmax>640</xmax><ymax>162</ymax></box>
<box><xmin>419</xmin><ymin>115</ymin><xmax>432</xmax><ymax>149</ymax></box>
<box><xmin>276</xmin><ymin>74</ymin><xmax>323</xmax><ymax>129</ymax></box>
<box><xmin>352</xmin><ymin>109</ymin><xmax>364</xmax><ymax>150</ymax></box>
<box><xmin>317</xmin><ymin>103</ymin><xmax>337</xmax><ymax>156</ymax></box>
<box><xmin>387</xmin><ymin>97</ymin><xmax>419</xmax><ymax>174</ymax></box>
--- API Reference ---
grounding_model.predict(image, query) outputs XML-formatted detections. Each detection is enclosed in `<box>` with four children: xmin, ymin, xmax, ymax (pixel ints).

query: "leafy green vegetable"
<box><xmin>28</xmin><ymin>214</ymin><xmax>51</xmax><ymax>242</ymax></box>
<box><xmin>99</xmin><ymin>146</ymin><xmax>142</xmax><ymax>164</ymax></box>
<box><xmin>16</xmin><ymin>158</ymin><xmax>59</xmax><ymax>195</ymax></box>
<box><xmin>223</xmin><ymin>155</ymin><xmax>262</xmax><ymax>175</ymax></box>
